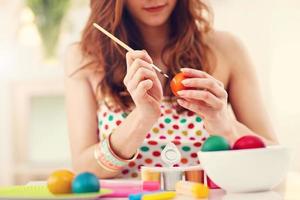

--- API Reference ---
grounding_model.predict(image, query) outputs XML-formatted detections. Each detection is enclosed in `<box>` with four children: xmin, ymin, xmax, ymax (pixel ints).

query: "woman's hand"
<box><xmin>124</xmin><ymin>50</ymin><xmax>163</xmax><ymax>120</ymax></box>
<box><xmin>177</xmin><ymin>68</ymin><xmax>234</xmax><ymax>139</ymax></box>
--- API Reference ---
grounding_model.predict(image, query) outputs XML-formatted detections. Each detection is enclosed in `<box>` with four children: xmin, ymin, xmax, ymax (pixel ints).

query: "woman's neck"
<box><xmin>136</xmin><ymin>22</ymin><xmax>170</xmax><ymax>60</ymax></box>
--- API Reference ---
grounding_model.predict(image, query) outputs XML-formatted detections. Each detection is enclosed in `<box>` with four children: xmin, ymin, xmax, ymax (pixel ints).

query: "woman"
<box><xmin>65</xmin><ymin>0</ymin><xmax>277</xmax><ymax>179</ymax></box>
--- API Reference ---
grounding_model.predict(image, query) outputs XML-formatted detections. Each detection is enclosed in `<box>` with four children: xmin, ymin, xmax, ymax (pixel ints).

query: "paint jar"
<box><xmin>162</xmin><ymin>171</ymin><xmax>183</xmax><ymax>191</ymax></box>
<box><xmin>185</xmin><ymin>170</ymin><xmax>204</xmax><ymax>183</ymax></box>
<box><xmin>141</xmin><ymin>168</ymin><xmax>161</xmax><ymax>184</ymax></box>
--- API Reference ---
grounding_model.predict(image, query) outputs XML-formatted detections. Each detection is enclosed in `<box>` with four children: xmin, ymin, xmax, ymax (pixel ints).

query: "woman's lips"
<box><xmin>143</xmin><ymin>4</ymin><xmax>167</xmax><ymax>13</ymax></box>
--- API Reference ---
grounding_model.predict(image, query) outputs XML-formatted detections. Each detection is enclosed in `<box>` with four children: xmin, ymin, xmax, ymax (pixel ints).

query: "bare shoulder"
<box><xmin>64</xmin><ymin>43</ymin><xmax>104</xmax><ymax>98</ymax></box>
<box><xmin>204</xmin><ymin>30</ymin><xmax>251</xmax><ymax>70</ymax></box>
<box><xmin>205</xmin><ymin>30</ymin><xmax>245</xmax><ymax>52</ymax></box>
<box><xmin>64</xmin><ymin>43</ymin><xmax>101</xmax><ymax>79</ymax></box>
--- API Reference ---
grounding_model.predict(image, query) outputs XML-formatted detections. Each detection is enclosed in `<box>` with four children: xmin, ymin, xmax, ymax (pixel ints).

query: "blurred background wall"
<box><xmin>0</xmin><ymin>0</ymin><xmax>299</xmax><ymax>185</ymax></box>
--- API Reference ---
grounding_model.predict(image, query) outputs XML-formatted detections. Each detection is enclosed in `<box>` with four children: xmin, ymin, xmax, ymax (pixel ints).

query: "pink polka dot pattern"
<box><xmin>159</xmin><ymin>123</ymin><xmax>165</xmax><ymax>129</ymax></box>
<box><xmin>159</xmin><ymin>135</ymin><xmax>166</xmax><ymax>140</ymax></box>
<box><xmin>97</xmin><ymin>100</ymin><xmax>209</xmax><ymax>178</ymax></box>
<box><xmin>152</xmin><ymin>151</ymin><xmax>161</xmax><ymax>157</ymax></box>
<box><xmin>128</xmin><ymin>161</ymin><xmax>136</xmax><ymax>167</ymax></box>
<box><xmin>137</xmin><ymin>153</ymin><xmax>143</xmax><ymax>159</ymax></box>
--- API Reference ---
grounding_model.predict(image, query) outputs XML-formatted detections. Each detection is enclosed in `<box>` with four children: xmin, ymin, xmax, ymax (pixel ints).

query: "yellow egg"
<box><xmin>47</xmin><ymin>169</ymin><xmax>75</xmax><ymax>194</ymax></box>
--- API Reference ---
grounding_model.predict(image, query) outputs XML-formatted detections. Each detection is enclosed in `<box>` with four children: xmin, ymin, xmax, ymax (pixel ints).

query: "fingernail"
<box><xmin>181</xmin><ymin>80</ymin><xmax>189</xmax><ymax>85</ymax></box>
<box><xmin>177</xmin><ymin>91</ymin><xmax>184</xmax><ymax>95</ymax></box>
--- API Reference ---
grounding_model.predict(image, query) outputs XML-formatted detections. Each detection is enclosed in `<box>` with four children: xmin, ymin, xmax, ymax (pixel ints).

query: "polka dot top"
<box><xmin>98</xmin><ymin>100</ymin><xmax>209</xmax><ymax>178</ymax></box>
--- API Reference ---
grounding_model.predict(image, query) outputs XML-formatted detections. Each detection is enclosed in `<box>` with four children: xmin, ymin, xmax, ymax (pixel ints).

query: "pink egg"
<box><xmin>233</xmin><ymin>135</ymin><xmax>266</xmax><ymax>150</ymax></box>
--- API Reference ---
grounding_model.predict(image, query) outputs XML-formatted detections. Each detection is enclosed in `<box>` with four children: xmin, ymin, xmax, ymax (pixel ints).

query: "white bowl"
<box><xmin>223</xmin><ymin>191</ymin><xmax>282</xmax><ymax>200</ymax></box>
<box><xmin>198</xmin><ymin>146</ymin><xmax>289</xmax><ymax>193</ymax></box>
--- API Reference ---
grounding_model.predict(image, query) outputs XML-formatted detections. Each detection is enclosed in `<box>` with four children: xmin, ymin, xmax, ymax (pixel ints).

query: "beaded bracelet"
<box><xmin>94</xmin><ymin>133</ymin><xmax>139</xmax><ymax>172</ymax></box>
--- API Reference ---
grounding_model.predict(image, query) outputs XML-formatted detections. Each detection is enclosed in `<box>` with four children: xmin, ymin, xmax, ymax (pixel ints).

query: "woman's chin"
<box><xmin>139</xmin><ymin>17</ymin><xmax>169</xmax><ymax>28</ymax></box>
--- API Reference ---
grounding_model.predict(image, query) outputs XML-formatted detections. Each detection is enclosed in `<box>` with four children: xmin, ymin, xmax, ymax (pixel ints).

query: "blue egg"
<box><xmin>72</xmin><ymin>172</ymin><xmax>100</xmax><ymax>193</ymax></box>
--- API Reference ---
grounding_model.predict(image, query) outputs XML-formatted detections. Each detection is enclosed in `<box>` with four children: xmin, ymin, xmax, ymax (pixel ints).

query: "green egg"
<box><xmin>201</xmin><ymin>135</ymin><xmax>231</xmax><ymax>152</ymax></box>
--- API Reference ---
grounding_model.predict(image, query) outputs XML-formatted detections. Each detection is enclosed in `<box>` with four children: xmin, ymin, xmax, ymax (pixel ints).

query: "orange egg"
<box><xmin>170</xmin><ymin>72</ymin><xmax>193</xmax><ymax>96</ymax></box>
<box><xmin>170</xmin><ymin>72</ymin><xmax>188</xmax><ymax>96</ymax></box>
<box><xmin>47</xmin><ymin>169</ymin><xmax>75</xmax><ymax>194</ymax></box>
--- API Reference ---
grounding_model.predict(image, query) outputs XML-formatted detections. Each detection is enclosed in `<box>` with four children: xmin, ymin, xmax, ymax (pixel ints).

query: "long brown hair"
<box><xmin>80</xmin><ymin>0</ymin><xmax>214</xmax><ymax>111</ymax></box>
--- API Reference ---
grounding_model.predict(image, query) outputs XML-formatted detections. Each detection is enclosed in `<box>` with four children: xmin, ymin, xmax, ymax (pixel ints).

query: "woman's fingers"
<box><xmin>181</xmin><ymin>68</ymin><xmax>224</xmax><ymax>88</ymax></box>
<box><xmin>181</xmin><ymin>68</ymin><xmax>206</xmax><ymax>78</ymax></box>
<box><xmin>126</xmin><ymin>67</ymin><xmax>157</xmax><ymax>93</ymax></box>
<box><xmin>124</xmin><ymin>58</ymin><xmax>154</xmax><ymax>85</ymax></box>
<box><xmin>181</xmin><ymin>78</ymin><xmax>227</xmax><ymax>99</ymax></box>
<box><xmin>177</xmin><ymin>89</ymin><xmax>223</xmax><ymax>109</ymax></box>
<box><xmin>126</xmin><ymin>50</ymin><xmax>153</xmax><ymax>69</ymax></box>
<box><xmin>177</xmin><ymin>98</ymin><xmax>207</xmax><ymax>118</ymax></box>
<box><xmin>133</xmin><ymin>79</ymin><xmax>153</xmax><ymax>99</ymax></box>
<box><xmin>124</xmin><ymin>50</ymin><xmax>155</xmax><ymax>86</ymax></box>
<box><xmin>123</xmin><ymin>49</ymin><xmax>163</xmax><ymax>105</ymax></box>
